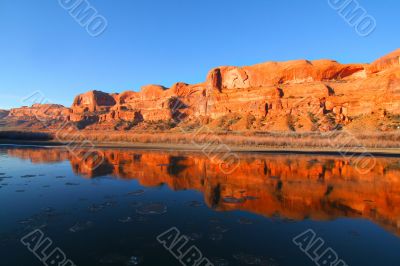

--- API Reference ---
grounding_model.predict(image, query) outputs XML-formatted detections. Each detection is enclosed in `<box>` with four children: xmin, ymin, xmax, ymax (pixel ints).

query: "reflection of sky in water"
<box><xmin>1</xmin><ymin>147</ymin><xmax>400</xmax><ymax>266</ymax></box>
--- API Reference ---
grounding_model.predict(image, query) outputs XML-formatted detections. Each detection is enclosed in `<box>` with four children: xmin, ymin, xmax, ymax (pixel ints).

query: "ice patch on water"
<box><xmin>233</xmin><ymin>253</ymin><xmax>279</xmax><ymax>266</ymax></box>
<box><xmin>127</xmin><ymin>189</ymin><xmax>145</xmax><ymax>196</ymax></box>
<box><xmin>69</xmin><ymin>221</ymin><xmax>93</xmax><ymax>233</ymax></box>
<box><xmin>118</xmin><ymin>216</ymin><xmax>133</xmax><ymax>223</ymax></box>
<box><xmin>238</xmin><ymin>217</ymin><xmax>253</xmax><ymax>225</ymax></box>
<box><xmin>214</xmin><ymin>225</ymin><xmax>230</xmax><ymax>233</ymax></box>
<box><xmin>88</xmin><ymin>204</ymin><xmax>105</xmax><ymax>213</ymax></box>
<box><xmin>186</xmin><ymin>232</ymin><xmax>203</xmax><ymax>241</ymax></box>
<box><xmin>21</xmin><ymin>174</ymin><xmax>36</xmax><ymax>178</ymax></box>
<box><xmin>208</xmin><ymin>233</ymin><xmax>223</xmax><ymax>241</ymax></box>
<box><xmin>133</xmin><ymin>216</ymin><xmax>148</xmax><ymax>222</ymax></box>
<box><xmin>136</xmin><ymin>203</ymin><xmax>167</xmax><ymax>215</ymax></box>
<box><xmin>65</xmin><ymin>182</ymin><xmax>80</xmax><ymax>186</ymax></box>
<box><xmin>211</xmin><ymin>257</ymin><xmax>230</xmax><ymax>266</ymax></box>
<box><xmin>98</xmin><ymin>253</ymin><xmax>143</xmax><ymax>265</ymax></box>
<box><xmin>186</xmin><ymin>200</ymin><xmax>203</xmax><ymax>207</ymax></box>
<box><xmin>126</xmin><ymin>255</ymin><xmax>143</xmax><ymax>265</ymax></box>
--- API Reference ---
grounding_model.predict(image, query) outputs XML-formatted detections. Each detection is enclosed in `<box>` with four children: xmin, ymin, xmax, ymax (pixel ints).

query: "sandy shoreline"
<box><xmin>1</xmin><ymin>139</ymin><xmax>400</xmax><ymax>157</ymax></box>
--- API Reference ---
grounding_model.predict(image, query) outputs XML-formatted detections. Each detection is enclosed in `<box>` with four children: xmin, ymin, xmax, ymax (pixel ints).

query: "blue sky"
<box><xmin>0</xmin><ymin>0</ymin><xmax>399</xmax><ymax>109</ymax></box>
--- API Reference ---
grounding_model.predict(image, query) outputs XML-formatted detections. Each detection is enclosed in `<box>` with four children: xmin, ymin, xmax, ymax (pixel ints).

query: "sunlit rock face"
<box><xmin>8</xmin><ymin>104</ymin><xmax>70</xmax><ymax>121</ymax></box>
<box><xmin>3</xmin><ymin>104</ymin><xmax>70</xmax><ymax>130</ymax></box>
<box><xmin>72</xmin><ymin>90</ymin><xmax>117</xmax><ymax>113</ymax></box>
<box><xmin>369</xmin><ymin>48</ymin><xmax>400</xmax><ymax>73</ymax></box>
<box><xmin>0</xmin><ymin>110</ymin><xmax>9</xmax><ymax>119</ymax></box>
<box><xmin>4</xmin><ymin>49</ymin><xmax>400</xmax><ymax>131</ymax></box>
<box><xmin>8</xmin><ymin>148</ymin><xmax>400</xmax><ymax>236</ymax></box>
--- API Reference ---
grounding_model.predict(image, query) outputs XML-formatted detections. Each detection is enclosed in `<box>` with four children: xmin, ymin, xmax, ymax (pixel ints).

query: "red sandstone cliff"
<box><xmin>3</xmin><ymin>49</ymin><xmax>400</xmax><ymax>132</ymax></box>
<box><xmin>0</xmin><ymin>110</ymin><xmax>9</xmax><ymax>119</ymax></box>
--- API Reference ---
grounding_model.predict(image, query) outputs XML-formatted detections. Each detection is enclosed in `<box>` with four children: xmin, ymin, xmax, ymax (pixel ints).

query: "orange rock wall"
<box><xmin>5</xmin><ymin>49</ymin><xmax>400</xmax><ymax>131</ymax></box>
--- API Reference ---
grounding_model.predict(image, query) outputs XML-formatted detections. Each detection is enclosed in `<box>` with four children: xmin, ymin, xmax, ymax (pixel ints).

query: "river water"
<box><xmin>0</xmin><ymin>146</ymin><xmax>399</xmax><ymax>266</ymax></box>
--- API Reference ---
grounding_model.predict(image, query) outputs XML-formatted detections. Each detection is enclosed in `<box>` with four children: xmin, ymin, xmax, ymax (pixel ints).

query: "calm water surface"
<box><xmin>1</xmin><ymin>146</ymin><xmax>400</xmax><ymax>266</ymax></box>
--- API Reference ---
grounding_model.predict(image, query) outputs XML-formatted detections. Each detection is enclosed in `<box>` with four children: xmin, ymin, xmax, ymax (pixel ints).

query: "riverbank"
<box><xmin>1</xmin><ymin>138</ymin><xmax>400</xmax><ymax>157</ymax></box>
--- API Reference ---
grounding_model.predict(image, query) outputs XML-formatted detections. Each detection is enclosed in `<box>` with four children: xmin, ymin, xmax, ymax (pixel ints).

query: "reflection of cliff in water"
<box><xmin>7</xmin><ymin>148</ymin><xmax>400</xmax><ymax>236</ymax></box>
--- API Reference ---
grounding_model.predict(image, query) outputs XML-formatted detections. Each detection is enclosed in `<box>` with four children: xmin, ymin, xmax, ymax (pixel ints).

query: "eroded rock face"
<box><xmin>7</xmin><ymin>104</ymin><xmax>70</xmax><ymax>122</ymax></box>
<box><xmin>4</xmin><ymin>49</ymin><xmax>400</xmax><ymax>131</ymax></box>
<box><xmin>72</xmin><ymin>90</ymin><xmax>117</xmax><ymax>113</ymax></box>
<box><xmin>208</xmin><ymin>60</ymin><xmax>366</xmax><ymax>90</ymax></box>
<box><xmin>0</xmin><ymin>110</ymin><xmax>9</xmax><ymax>119</ymax></box>
<box><xmin>369</xmin><ymin>48</ymin><xmax>400</xmax><ymax>73</ymax></box>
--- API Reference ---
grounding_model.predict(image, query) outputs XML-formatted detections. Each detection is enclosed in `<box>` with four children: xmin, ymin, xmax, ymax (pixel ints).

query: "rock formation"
<box><xmin>3</xmin><ymin>49</ymin><xmax>400</xmax><ymax>132</ymax></box>
<box><xmin>0</xmin><ymin>110</ymin><xmax>9</xmax><ymax>119</ymax></box>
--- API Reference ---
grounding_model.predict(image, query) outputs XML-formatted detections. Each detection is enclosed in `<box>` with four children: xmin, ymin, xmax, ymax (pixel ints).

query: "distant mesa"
<box><xmin>0</xmin><ymin>110</ymin><xmax>9</xmax><ymax>119</ymax></box>
<box><xmin>2</xmin><ymin>49</ymin><xmax>400</xmax><ymax>132</ymax></box>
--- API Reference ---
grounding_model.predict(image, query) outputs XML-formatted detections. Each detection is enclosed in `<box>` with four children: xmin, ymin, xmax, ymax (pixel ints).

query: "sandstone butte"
<box><xmin>3</xmin><ymin>49</ymin><xmax>400</xmax><ymax>132</ymax></box>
